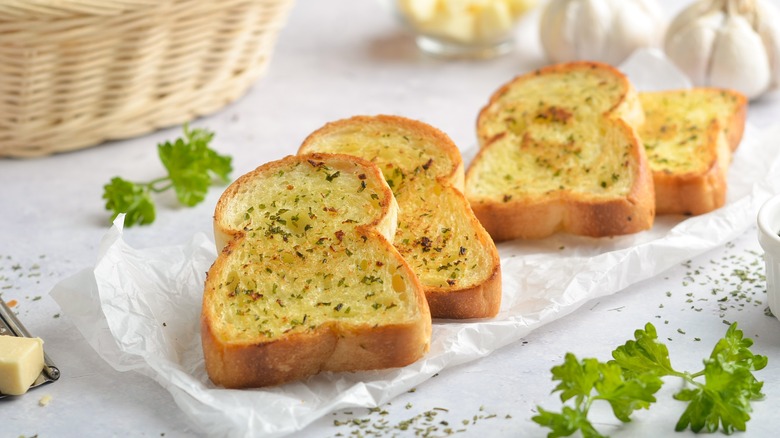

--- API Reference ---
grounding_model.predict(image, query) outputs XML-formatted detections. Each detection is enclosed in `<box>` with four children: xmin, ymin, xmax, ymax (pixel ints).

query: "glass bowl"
<box><xmin>385</xmin><ymin>0</ymin><xmax>538</xmax><ymax>59</ymax></box>
<box><xmin>758</xmin><ymin>194</ymin><xmax>780</xmax><ymax>323</ymax></box>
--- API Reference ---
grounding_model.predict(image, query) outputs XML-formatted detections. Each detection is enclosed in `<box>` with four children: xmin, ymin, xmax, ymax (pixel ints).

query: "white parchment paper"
<box><xmin>50</xmin><ymin>52</ymin><xmax>780</xmax><ymax>437</ymax></box>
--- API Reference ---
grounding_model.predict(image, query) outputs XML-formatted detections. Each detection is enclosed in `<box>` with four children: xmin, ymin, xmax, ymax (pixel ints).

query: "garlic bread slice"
<box><xmin>467</xmin><ymin>61</ymin><xmax>655</xmax><ymax>240</ymax></box>
<box><xmin>203</xmin><ymin>153</ymin><xmax>431</xmax><ymax>388</ymax></box>
<box><xmin>639</xmin><ymin>88</ymin><xmax>747</xmax><ymax>215</ymax></box>
<box><xmin>299</xmin><ymin>115</ymin><xmax>501</xmax><ymax>319</ymax></box>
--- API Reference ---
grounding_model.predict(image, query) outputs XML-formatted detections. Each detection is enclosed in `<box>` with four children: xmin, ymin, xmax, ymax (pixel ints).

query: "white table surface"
<box><xmin>3</xmin><ymin>0</ymin><xmax>780</xmax><ymax>436</ymax></box>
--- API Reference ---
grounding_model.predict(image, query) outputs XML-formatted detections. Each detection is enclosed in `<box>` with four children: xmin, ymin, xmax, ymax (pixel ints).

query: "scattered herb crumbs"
<box><xmin>658</xmin><ymin>244</ymin><xmax>767</xmax><ymax>321</ymax></box>
<box><xmin>329</xmin><ymin>403</ymin><xmax>507</xmax><ymax>437</ymax></box>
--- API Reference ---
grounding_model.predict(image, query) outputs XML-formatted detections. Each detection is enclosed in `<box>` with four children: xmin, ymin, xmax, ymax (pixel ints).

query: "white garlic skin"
<box><xmin>539</xmin><ymin>0</ymin><xmax>666</xmax><ymax>66</ymax></box>
<box><xmin>664</xmin><ymin>0</ymin><xmax>780</xmax><ymax>100</ymax></box>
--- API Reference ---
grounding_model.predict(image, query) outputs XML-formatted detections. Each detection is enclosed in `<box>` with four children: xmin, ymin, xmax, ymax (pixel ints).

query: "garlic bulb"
<box><xmin>664</xmin><ymin>0</ymin><xmax>780</xmax><ymax>100</ymax></box>
<box><xmin>539</xmin><ymin>0</ymin><xmax>665</xmax><ymax>66</ymax></box>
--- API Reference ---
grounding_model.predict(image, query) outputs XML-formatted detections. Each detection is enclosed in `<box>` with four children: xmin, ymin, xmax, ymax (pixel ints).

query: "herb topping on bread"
<box><xmin>299</xmin><ymin>115</ymin><xmax>502</xmax><ymax>319</ymax></box>
<box><xmin>467</xmin><ymin>61</ymin><xmax>655</xmax><ymax>240</ymax></box>
<box><xmin>203</xmin><ymin>153</ymin><xmax>431</xmax><ymax>388</ymax></box>
<box><xmin>638</xmin><ymin>88</ymin><xmax>747</xmax><ymax>215</ymax></box>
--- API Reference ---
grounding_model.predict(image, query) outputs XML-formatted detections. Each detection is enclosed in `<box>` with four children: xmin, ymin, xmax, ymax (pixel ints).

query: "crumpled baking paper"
<box><xmin>50</xmin><ymin>51</ymin><xmax>780</xmax><ymax>437</ymax></box>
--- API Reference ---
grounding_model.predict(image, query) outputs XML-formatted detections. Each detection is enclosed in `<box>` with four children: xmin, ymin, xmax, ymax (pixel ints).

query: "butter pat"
<box><xmin>398</xmin><ymin>0</ymin><xmax>439</xmax><ymax>23</ymax></box>
<box><xmin>0</xmin><ymin>335</ymin><xmax>44</xmax><ymax>395</ymax></box>
<box><xmin>396</xmin><ymin>0</ymin><xmax>536</xmax><ymax>44</ymax></box>
<box><xmin>476</xmin><ymin>1</ymin><xmax>513</xmax><ymax>41</ymax></box>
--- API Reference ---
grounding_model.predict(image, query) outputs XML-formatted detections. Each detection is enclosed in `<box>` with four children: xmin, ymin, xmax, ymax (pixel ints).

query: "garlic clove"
<box><xmin>540</xmin><ymin>0</ymin><xmax>577</xmax><ymax>63</ymax></box>
<box><xmin>665</xmin><ymin>0</ymin><xmax>720</xmax><ymax>40</ymax></box>
<box><xmin>539</xmin><ymin>0</ymin><xmax>665</xmax><ymax>66</ymax></box>
<box><xmin>710</xmin><ymin>14</ymin><xmax>771</xmax><ymax>99</ymax></box>
<box><xmin>609</xmin><ymin>0</ymin><xmax>665</xmax><ymax>66</ymax></box>
<box><xmin>664</xmin><ymin>0</ymin><xmax>780</xmax><ymax>100</ymax></box>
<box><xmin>571</xmin><ymin>0</ymin><xmax>614</xmax><ymax>63</ymax></box>
<box><xmin>664</xmin><ymin>12</ymin><xmax>721</xmax><ymax>86</ymax></box>
<box><xmin>756</xmin><ymin>2</ymin><xmax>780</xmax><ymax>89</ymax></box>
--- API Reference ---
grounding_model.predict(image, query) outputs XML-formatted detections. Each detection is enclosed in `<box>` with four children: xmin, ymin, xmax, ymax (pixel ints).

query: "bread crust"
<box><xmin>203</xmin><ymin>153</ymin><xmax>431</xmax><ymax>388</ymax></box>
<box><xmin>468</xmin><ymin>62</ymin><xmax>655</xmax><ymax>240</ymax></box>
<box><xmin>299</xmin><ymin>115</ymin><xmax>502</xmax><ymax>319</ymax></box>
<box><xmin>202</xmin><ymin>279</ymin><xmax>431</xmax><ymax>388</ymax></box>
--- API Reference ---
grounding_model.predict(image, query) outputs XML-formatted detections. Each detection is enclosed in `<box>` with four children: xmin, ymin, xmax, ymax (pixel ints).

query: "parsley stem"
<box><xmin>148</xmin><ymin>177</ymin><xmax>173</xmax><ymax>193</ymax></box>
<box><xmin>687</xmin><ymin>370</ymin><xmax>705</xmax><ymax>380</ymax></box>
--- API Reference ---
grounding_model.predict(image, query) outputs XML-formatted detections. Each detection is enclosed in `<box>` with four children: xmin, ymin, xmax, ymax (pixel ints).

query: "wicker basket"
<box><xmin>0</xmin><ymin>0</ymin><xmax>294</xmax><ymax>158</ymax></box>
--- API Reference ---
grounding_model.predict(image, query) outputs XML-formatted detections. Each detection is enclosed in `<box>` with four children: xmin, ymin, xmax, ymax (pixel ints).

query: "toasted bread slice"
<box><xmin>299</xmin><ymin>115</ymin><xmax>501</xmax><ymax>319</ymax></box>
<box><xmin>476</xmin><ymin>61</ymin><xmax>646</xmax><ymax>148</ymax></box>
<box><xmin>203</xmin><ymin>153</ymin><xmax>431</xmax><ymax>388</ymax></box>
<box><xmin>639</xmin><ymin>88</ymin><xmax>747</xmax><ymax>215</ymax></box>
<box><xmin>467</xmin><ymin>61</ymin><xmax>655</xmax><ymax>240</ymax></box>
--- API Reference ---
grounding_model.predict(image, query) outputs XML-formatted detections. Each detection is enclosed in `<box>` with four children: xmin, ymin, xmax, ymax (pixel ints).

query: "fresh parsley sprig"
<box><xmin>533</xmin><ymin>322</ymin><xmax>766</xmax><ymax>437</ymax></box>
<box><xmin>102</xmin><ymin>124</ymin><xmax>232</xmax><ymax>227</ymax></box>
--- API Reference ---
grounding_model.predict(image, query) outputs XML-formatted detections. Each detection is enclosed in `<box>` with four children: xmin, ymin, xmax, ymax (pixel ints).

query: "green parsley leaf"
<box><xmin>534</xmin><ymin>323</ymin><xmax>766</xmax><ymax>437</ymax></box>
<box><xmin>550</xmin><ymin>353</ymin><xmax>601</xmax><ymax>403</ymax></box>
<box><xmin>674</xmin><ymin>323</ymin><xmax>766</xmax><ymax>434</ymax></box>
<box><xmin>710</xmin><ymin>323</ymin><xmax>768</xmax><ymax>373</ymax></box>
<box><xmin>533</xmin><ymin>405</ymin><xmax>604</xmax><ymax>438</ymax></box>
<box><xmin>594</xmin><ymin>362</ymin><xmax>661</xmax><ymax>422</ymax></box>
<box><xmin>158</xmin><ymin>125</ymin><xmax>232</xmax><ymax>207</ymax></box>
<box><xmin>102</xmin><ymin>177</ymin><xmax>155</xmax><ymax>226</ymax></box>
<box><xmin>101</xmin><ymin>124</ymin><xmax>232</xmax><ymax>226</ymax></box>
<box><xmin>674</xmin><ymin>356</ymin><xmax>758</xmax><ymax>434</ymax></box>
<box><xmin>610</xmin><ymin>322</ymin><xmax>677</xmax><ymax>378</ymax></box>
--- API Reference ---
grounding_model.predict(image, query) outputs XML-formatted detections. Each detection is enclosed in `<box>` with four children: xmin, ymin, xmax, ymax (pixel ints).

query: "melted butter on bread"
<box><xmin>204</xmin><ymin>153</ymin><xmax>431</xmax><ymax>388</ymax></box>
<box><xmin>300</xmin><ymin>116</ymin><xmax>501</xmax><ymax>319</ymax></box>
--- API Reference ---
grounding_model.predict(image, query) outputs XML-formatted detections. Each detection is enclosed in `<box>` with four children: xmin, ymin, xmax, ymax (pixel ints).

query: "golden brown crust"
<box><xmin>468</xmin><ymin>63</ymin><xmax>655</xmax><ymax>240</ymax></box>
<box><xmin>299</xmin><ymin>115</ymin><xmax>502</xmax><ymax>319</ymax></box>
<box><xmin>424</xmin><ymin>256</ymin><xmax>502</xmax><ymax>319</ymax></box>
<box><xmin>203</xmin><ymin>153</ymin><xmax>431</xmax><ymax>388</ymax></box>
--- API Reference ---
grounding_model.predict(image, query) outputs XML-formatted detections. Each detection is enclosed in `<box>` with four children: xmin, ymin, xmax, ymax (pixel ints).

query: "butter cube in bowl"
<box><xmin>758</xmin><ymin>194</ymin><xmax>780</xmax><ymax>323</ymax></box>
<box><xmin>0</xmin><ymin>335</ymin><xmax>44</xmax><ymax>396</ymax></box>
<box><xmin>387</xmin><ymin>0</ymin><xmax>537</xmax><ymax>58</ymax></box>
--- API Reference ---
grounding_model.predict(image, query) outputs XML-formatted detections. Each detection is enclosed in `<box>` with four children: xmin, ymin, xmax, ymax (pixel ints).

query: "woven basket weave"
<box><xmin>0</xmin><ymin>0</ymin><xmax>294</xmax><ymax>158</ymax></box>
